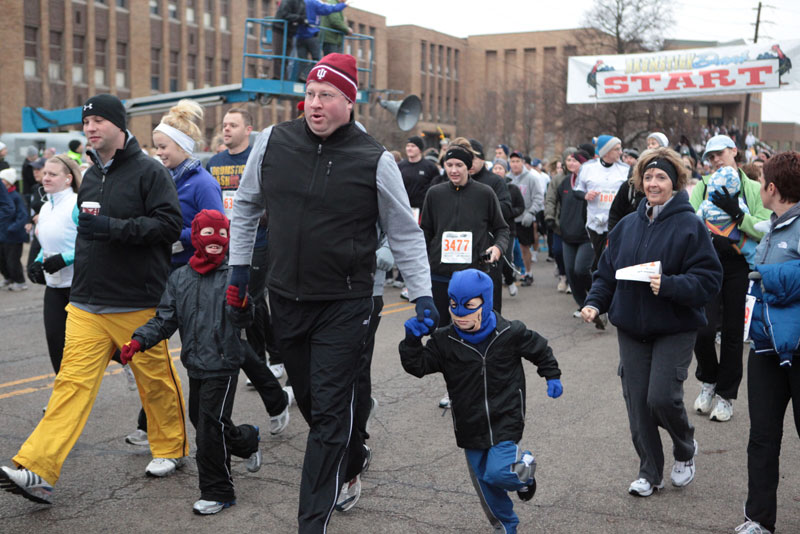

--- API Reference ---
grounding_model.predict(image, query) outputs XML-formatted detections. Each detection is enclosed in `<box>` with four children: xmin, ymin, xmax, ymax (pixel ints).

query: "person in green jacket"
<box><xmin>320</xmin><ymin>0</ymin><xmax>351</xmax><ymax>56</ymax></box>
<box><xmin>688</xmin><ymin>134</ymin><xmax>772</xmax><ymax>424</ymax></box>
<box><xmin>66</xmin><ymin>140</ymin><xmax>83</xmax><ymax>165</ymax></box>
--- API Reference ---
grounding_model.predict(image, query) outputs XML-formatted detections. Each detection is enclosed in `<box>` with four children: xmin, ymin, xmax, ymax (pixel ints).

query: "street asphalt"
<box><xmin>0</xmin><ymin>256</ymin><xmax>798</xmax><ymax>534</ymax></box>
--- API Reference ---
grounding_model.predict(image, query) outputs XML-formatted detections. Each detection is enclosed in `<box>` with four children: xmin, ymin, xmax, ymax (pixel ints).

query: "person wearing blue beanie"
<box><xmin>400</xmin><ymin>268</ymin><xmax>563</xmax><ymax>534</ymax></box>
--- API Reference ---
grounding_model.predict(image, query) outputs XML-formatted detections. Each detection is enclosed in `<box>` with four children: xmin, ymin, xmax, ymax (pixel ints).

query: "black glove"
<box><xmin>43</xmin><ymin>254</ymin><xmax>67</xmax><ymax>274</ymax></box>
<box><xmin>28</xmin><ymin>262</ymin><xmax>46</xmax><ymax>285</ymax></box>
<box><xmin>710</xmin><ymin>186</ymin><xmax>744</xmax><ymax>223</ymax></box>
<box><xmin>77</xmin><ymin>212</ymin><xmax>111</xmax><ymax>241</ymax></box>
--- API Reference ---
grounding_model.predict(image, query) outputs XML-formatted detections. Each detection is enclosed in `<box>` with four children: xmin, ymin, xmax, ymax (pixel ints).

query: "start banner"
<box><xmin>567</xmin><ymin>40</ymin><xmax>799</xmax><ymax>104</ymax></box>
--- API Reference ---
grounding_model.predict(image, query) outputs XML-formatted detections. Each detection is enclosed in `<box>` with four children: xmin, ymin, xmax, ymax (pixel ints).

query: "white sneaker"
<box><xmin>572</xmin><ymin>310</ymin><xmax>582</xmax><ymax>319</ymax></box>
<box><xmin>628</xmin><ymin>477</ymin><xmax>663</xmax><ymax>497</ymax></box>
<box><xmin>694</xmin><ymin>382</ymin><xmax>716</xmax><ymax>414</ymax></box>
<box><xmin>508</xmin><ymin>283</ymin><xmax>518</xmax><ymax>297</ymax></box>
<box><xmin>671</xmin><ymin>440</ymin><xmax>697</xmax><ymax>487</ymax></box>
<box><xmin>0</xmin><ymin>466</ymin><xmax>53</xmax><ymax>504</ymax></box>
<box><xmin>531</xmin><ymin>250</ymin><xmax>538</xmax><ymax>263</ymax></box>
<box><xmin>8</xmin><ymin>282</ymin><xmax>28</xmax><ymax>292</ymax></box>
<box><xmin>400</xmin><ymin>287</ymin><xmax>409</xmax><ymax>300</ymax></box>
<box><xmin>438</xmin><ymin>394</ymin><xmax>450</xmax><ymax>409</ymax></box>
<box><xmin>391</xmin><ymin>280</ymin><xmax>404</xmax><ymax>289</ymax></box>
<box><xmin>283</xmin><ymin>385</ymin><xmax>295</xmax><ymax>407</ymax></box>
<box><xmin>270</xmin><ymin>404</ymin><xmax>290</xmax><ymax>435</ymax></box>
<box><xmin>566</xmin><ymin>285</ymin><xmax>572</xmax><ymax>294</ymax></box>
<box><xmin>193</xmin><ymin>499</ymin><xmax>235</xmax><ymax>515</ymax></box>
<box><xmin>125</xmin><ymin>429</ymin><xmax>149</xmax><ymax>446</ymax></box>
<box><xmin>268</xmin><ymin>363</ymin><xmax>284</xmax><ymax>379</ymax></box>
<box><xmin>735</xmin><ymin>520</ymin><xmax>772</xmax><ymax>533</ymax></box>
<box><xmin>365</xmin><ymin>397</ymin><xmax>378</xmax><ymax>435</ymax></box>
<box><xmin>710</xmin><ymin>396</ymin><xmax>733</xmax><ymax>422</ymax></box>
<box><xmin>145</xmin><ymin>457</ymin><xmax>186</xmax><ymax>477</ymax></box>
<box><xmin>334</xmin><ymin>474</ymin><xmax>361</xmax><ymax>512</ymax></box>
<box><xmin>122</xmin><ymin>364</ymin><xmax>138</xmax><ymax>391</ymax></box>
<box><xmin>245</xmin><ymin>378</ymin><xmax>254</xmax><ymax>387</ymax></box>
<box><xmin>557</xmin><ymin>275</ymin><xmax>568</xmax><ymax>293</ymax></box>
<box><xmin>245</xmin><ymin>449</ymin><xmax>262</xmax><ymax>473</ymax></box>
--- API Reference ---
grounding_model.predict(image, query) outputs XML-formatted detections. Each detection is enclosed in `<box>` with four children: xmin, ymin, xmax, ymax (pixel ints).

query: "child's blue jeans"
<box><xmin>464</xmin><ymin>440</ymin><xmax>533</xmax><ymax>534</ymax></box>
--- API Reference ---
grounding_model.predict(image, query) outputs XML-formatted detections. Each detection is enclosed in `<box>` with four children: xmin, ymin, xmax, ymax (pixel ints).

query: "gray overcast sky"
<box><xmin>351</xmin><ymin>0</ymin><xmax>800</xmax><ymax>125</ymax></box>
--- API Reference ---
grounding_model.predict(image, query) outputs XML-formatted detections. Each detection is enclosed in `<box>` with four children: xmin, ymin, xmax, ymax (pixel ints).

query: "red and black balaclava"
<box><xmin>189</xmin><ymin>209</ymin><xmax>230</xmax><ymax>275</ymax></box>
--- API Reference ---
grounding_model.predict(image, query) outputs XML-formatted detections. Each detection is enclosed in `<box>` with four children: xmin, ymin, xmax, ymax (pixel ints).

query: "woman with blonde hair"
<box><xmin>26</xmin><ymin>155</ymin><xmax>81</xmax><ymax>372</ymax></box>
<box><xmin>152</xmin><ymin>99</ymin><xmax>223</xmax><ymax>268</ymax></box>
<box><xmin>581</xmin><ymin>147</ymin><xmax>723</xmax><ymax>497</ymax></box>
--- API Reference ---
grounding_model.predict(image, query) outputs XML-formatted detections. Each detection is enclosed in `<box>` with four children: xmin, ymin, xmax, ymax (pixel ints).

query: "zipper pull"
<box><xmin>326</xmin><ymin>161</ymin><xmax>332</xmax><ymax>176</ymax></box>
<box><xmin>346</xmin><ymin>275</ymin><xmax>352</xmax><ymax>290</ymax></box>
<box><xmin>317</xmin><ymin>144</ymin><xmax>322</xmax><ymax>155</ymax></box>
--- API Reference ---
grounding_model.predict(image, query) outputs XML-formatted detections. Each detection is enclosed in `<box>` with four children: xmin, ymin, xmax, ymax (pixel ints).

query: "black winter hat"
<box><xmin>468</xmin><ymin>139</ymin><xmax>485</xmax><ymax>160</ymax></box>
<box><xmin>68</xmin><ymin>140</ymin><xmax>82</xmax><ymax>152</ymax></box>
<box><xmin>82</xmin><ymin>93</ymin><xmax>127</xmax><ymax>132</ymax></box>
<box><xmin>407</xmin><ymin>135</ymin><xmax>425</xmax><ymax>152</ymax></box>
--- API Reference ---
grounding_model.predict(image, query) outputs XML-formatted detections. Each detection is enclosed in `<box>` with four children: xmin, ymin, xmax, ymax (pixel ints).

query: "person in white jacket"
<box><xmin>27</xmin><ymin>155</ymin><xmax>81</xmax><ymax>373</ymax></box>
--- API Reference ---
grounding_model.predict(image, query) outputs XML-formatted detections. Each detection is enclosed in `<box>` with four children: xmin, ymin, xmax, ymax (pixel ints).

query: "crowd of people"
<box><xmin>0</xmin><ymin>49</ymin><xmax>798</xmax><ymax>534</ymax></box>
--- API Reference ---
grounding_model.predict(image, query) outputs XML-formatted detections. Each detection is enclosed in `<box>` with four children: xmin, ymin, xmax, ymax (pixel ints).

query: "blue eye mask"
<box><xmin>448</xmin><ymin>269</ymin><xmax>497</xmax><ymax>344</ymax></box>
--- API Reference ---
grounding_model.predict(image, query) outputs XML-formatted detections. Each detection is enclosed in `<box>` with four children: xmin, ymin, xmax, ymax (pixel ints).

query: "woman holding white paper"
<box><xmin>581</xmin><ymin>147</ymin><xmax>722</xmax><ymax>498</ymax></box>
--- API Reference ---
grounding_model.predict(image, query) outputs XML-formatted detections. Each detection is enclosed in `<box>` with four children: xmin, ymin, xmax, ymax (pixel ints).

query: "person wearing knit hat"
<box><xmin>646</xmin><ymin>132</ymin><xmax>669</xmax><ymax>149</ymax></box>
<box><xmin>229</xmin><ymin>51</ymin><xmax>435</xmax><ymax>530</ymax></box>
<box><xmin>572</xmin><ymin>134</ymin><xmax>629</xmax><ymax>326</ymax></box>
<box><xmin>67</xmin><ymin>140</ymin><xmax>84</xmax><ymax>166</ymax></box>
<box><xmin>399</xmin><ymin>135</ymin><xmax>439</xmax><ymax>211</ymax></box>
<box><xmin>495</xmin><ymin>144</ymin><xmax>510</xmax><ymax>160</ymax></box>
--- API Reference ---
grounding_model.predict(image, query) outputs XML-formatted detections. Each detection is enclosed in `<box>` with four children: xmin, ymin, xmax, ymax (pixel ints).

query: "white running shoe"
<box><xmin>694</xmin><ymin>382</ymin><xmax>716</xmax><ymax>414</ymax></box>
<box><xmin>268</xmin><ymin>363</ymin><xmax>285</xmax><ymax>379</ymax></box>
<box><xmin>628</xmin><ymin>477</ymin><xmax>663</xmax><ymax>497</ymax></box>
<box><xmin>365</xmin><ymin>397</ymin><xmax>378</xmax><ymax>435</ymax></box>
<box><xmin>283</xmin><ymin>385</ymin><xmax>295</xmax><ymax>407</ymax></box>
<box><xmin>734</xmin><ymin>520</ymin><xmax>772</xmax><ymax>533</ymax></box>
<box><xmin>145</xmin><ymin>457</ymin><xmax>186</xmax><ymax>477</ymax></box>
<box><xmin>671</xmin><ymin>440</ymin><xmax>697</xmax><ymax>487</ymax></box>
<box><xmin>270</xmin><ymin>405</ymin><xmax>290</xmax><ymax>435</ymax></box>
<box><xmin>508</xmin><ymin>283</ymin><xmax>518</xmax><ymax>297</ymax></box>
<box><xmin>400</xmin><ymin>287</ymin><xmax>409</xmax><ymax>300</ymax></box>
<box><xmin>572</xmin><ymin>310</ymin><xmax>582</xmax><ymax>319</ymax></box>
<box><xmin>710</xmin><ymin>396</ymin><xmax>733</xmax><ymax>422</ymax></box>
<box><xmin>245</xmin><ymin>449</ymin><xmax>262</xmax><ymax>473</ymax></box>
<box><xmin>334</xmin><ymin>474</ymin><xmax>361</xmax><ymax>512</ymax></box>
<box><xmin>438</xmin><ymin>394</ymin><xmax>450</xmax><ymax>409</ymax></box>
<box><xmin>557</xmin><ymin>276</ymin><xmax>568</xmax><ymax>293</ymax></box>
<box><xmin>125</xmin><ymin>429</ymin><xmax>149</xmax><ymax>446</ymax></box>
<box><xmin>531</xmin><ymin>250</ymin><xmax>538</xmax><ymax>263</ymax></box>
<box><xmin>0</xmin><ymin>466</ymin><xmax>53</xmax><ymax>504</ymax></box>
<box><xmin>193</xmin><ymin>499</ymin><xmax>235</xmax><ymax>515</ymax></box>
<box><xmin>391</xmin><ymin>280</ymin><xmax>404</xmax><ymax>289</ymax></box>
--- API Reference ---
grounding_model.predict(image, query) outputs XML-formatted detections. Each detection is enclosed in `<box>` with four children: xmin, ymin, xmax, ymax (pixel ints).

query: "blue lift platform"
<box><xmin>21</xmin><ymin>18</ymin><xmax>374</xmax><ymax>132</ymax></box>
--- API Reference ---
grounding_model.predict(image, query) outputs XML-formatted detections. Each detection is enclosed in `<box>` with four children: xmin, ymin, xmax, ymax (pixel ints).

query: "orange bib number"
<box><xmin>441</xmin><ymin>231</ymin><xmax>473</xmax><ymax>264</ymax></box>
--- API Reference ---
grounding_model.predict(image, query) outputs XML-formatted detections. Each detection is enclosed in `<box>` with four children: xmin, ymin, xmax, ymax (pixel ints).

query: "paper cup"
<box><xmin>81</xmin><ymin>201</ymin><xmax>101</xmax><ymax>215</ymax></box>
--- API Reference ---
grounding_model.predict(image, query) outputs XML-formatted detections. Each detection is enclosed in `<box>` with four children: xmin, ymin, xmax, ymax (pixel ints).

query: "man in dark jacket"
<box><xmin>272</xmin><ymin>0</ymin><xmax>307</xmax><ymax>79</ymax></box>
<box><xmin>229</xmin><ymin>54</ymin><xmax>434</xmax><ymax>533</ymax></box>
<box><xmin>0</xmin><ymin>95</ymin><xmax>189</xmax><ymax>506</ymax></box>
<box><xmin>400</xmin><ymin>269</ymin><xmax>562</xmax><ymax>534</ymax></box>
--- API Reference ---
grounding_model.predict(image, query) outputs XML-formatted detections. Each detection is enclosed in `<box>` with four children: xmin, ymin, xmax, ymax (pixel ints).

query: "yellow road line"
<box><xmin>382</xmin><ymin>305</ymin><xmax>415</xmax><ymax>315</ymax></box>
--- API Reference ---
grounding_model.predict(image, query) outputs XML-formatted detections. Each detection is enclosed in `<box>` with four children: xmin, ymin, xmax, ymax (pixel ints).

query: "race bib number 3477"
<box><xmin>441</xmin><ymin>231</ymin><xmax>473</xmax><ymax>264</ymax></box>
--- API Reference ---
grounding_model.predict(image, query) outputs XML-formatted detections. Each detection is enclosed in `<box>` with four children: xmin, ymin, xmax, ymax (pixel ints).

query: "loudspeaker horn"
<box><xmin>378</xmin><ymin>95</ymin><xmax>422</xmax><ymax>132</ymax></box>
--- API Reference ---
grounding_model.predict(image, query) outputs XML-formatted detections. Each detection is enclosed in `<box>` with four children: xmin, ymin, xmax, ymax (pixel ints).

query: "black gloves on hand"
<box><xmin>711</xmin><ymin>186</ymin><xmax>745</xmax><ymax>224</ymax></box>
<box><xmin>43</xmin><ymin>254</ymin><xmax>67</xmax><ymax>274</ymax></box>
<box><xmin>77</xmin><ymin>212</ymin><xmax>111</xmax><ymax>241</ymax></box>
<box><xmin>28</xmin><ymin>262</ymin><xmax>46</xmax><ymax>285</ymax></box>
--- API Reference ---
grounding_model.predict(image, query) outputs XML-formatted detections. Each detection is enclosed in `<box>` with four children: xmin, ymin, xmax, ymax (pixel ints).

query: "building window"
<box><xmin>220</xmin><ymin>0</ymin><xmax>229</xmax><ymax>31</ymax></box>
<box><xmin>24</xmin><ymin>26</ymin><xmax>39</xmax><ymax>78</ymax></box>
<box><xmin>168</xmin><ymin>1</ymin><xmax>178</xmax><ymax>19</ymax></box>
<box><xmin>186</xmin><ymin>0</ymin><xmax>195</xmax><ymax>23</ymax></box>
<box><xmin>169</xmin><ymin>50</ymin><xmax>179</xmax><ymax>92</ymax></box>
<box><xmin>150</xmin><ymin>0</ymin><xmax>160</xmax><ymax>15</ymax></box>
<box><xmin>117</xmin><ymin>0</ymin><xmax>127</xmax><ymax>7</ymax></box>
<box><xmin>73</xmin><ymin>35</ymin><xmax>86</xmax><ymax>83</ymax></box>
<box><xmin>247</xmin><ymin>0</ymin><xmax>256</xmax><ymax>35</ymax></box>
<box><xmin>204</xmin><ymin>0</ymin><xmax>214</xmax><ymax>29</ymax></box>
<box><xmin>95</xmin><ymin>39</ymin><xmax>107</xmax><ymax>86</ymax></box>
<box><xmin>151</xmin><ymin>48</ymin><xmax>161</xmax><ymax>91</ymax></box>
<box><xmin>49</xmin><ymin>31</ymin><xmax>63</xmax><ymax>81</ymax></box>
<box><xmin>205</xmin><ymin>56</ymin><xmax>214</xmax><ymax>87</ymax></box>
<box><xmin>187</xmin><ymin>53</ymin><xmax>196</xmax><ymax>90</ymax></box>
<box><xmin>221</xmin><ymin>58</ymin><xmax>230</xmax><ymax>84</ymax></box>
<box><xmin>420</xmin><ymin>41</ymin><xmax>426</xmax><ymax>73</ymax></box>
<box><xmin>116</xmin><ymin>42</ymin><xmax>128</xmax><ymax>88</ymax></box>
<box><xmin>261</xmin><ymin>0</ymin><xmax>272</xmax><ymax>16</ymax></box>
<box><xmin>454</xmin><ymin>50</ymin><xmax>459</xmax><ymax>80</ymax></box>
<box><xmin>429</xmin><ymin>43</ymin><xmax>434</xmax><ymax>74</ymax></box>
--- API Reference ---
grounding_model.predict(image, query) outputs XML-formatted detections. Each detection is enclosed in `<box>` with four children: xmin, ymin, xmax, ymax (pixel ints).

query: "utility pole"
<box><xmin>742</xmin><ymin>1</ymin><xmax>762</xmax><ymax>134</ymax></box>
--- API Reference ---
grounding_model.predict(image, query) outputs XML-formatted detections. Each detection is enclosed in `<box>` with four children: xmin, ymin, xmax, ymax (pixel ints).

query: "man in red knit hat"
<box><xmin>228</xmin><ymin>54</ymin><xmax>435</xmax><ymax>533</ymax></box>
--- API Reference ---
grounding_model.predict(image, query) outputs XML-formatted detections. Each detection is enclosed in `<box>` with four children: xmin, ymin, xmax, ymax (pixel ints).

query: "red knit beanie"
<box><xmin>307</xmin><ymin>53</ymin><xmax>359</xmax><ymax>103</ymax></box>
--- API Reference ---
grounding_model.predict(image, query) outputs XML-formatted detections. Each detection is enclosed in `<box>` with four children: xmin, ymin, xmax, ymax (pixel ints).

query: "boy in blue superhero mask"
<box><xmin>400</xmin><ymin>269</ymin><xmax>563</xmax><ymax>534</ymax></box>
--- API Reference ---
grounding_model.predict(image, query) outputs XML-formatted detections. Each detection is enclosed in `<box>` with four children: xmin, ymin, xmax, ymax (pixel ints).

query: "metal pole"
<box><xmin>742</xmin><ymin>2</ymin><xmax>762</xmax><ymax>131</ymax></box>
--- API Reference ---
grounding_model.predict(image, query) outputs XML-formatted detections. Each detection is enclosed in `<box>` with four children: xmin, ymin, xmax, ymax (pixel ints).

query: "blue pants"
<box><xmin>464</xmin><ymin>441</ymin><xmax>532</xmax><ymax>534</ymax></box>
<box><xmin>512</xmin><ymin>239</ymin><xmax>525</xmax><ymax>275</ymax></box>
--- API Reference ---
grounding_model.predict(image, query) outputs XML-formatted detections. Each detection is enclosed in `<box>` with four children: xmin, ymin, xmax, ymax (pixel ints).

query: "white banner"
<box><xmin>567</xmin><ymin>40</ymin><xmax>800</xmax><ymax>104</ymax></box>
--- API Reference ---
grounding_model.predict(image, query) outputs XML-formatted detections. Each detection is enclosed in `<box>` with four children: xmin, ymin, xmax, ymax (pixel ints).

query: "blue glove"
<box><xmin>413</xmin><ymin>295</ymin><xmax>439</xmax><ymax>333</ymax></box>
<box><xmin>228</xmin><ymin>264</ymin><xmax>250</xmax><ymax>301</ymax></box>
<box><xmin>547</xmin><ymin>378</ymin><xmax>563</xmax><ymax>399</ymax></box>
<box><xmin>77</xmin><ymin>212</ymin><xmax>111</xmax><ymax>241</ymax></box>
<box><xmin>405</xmin><ymin>309</ymin><xmax>435</xmax><ymax>339</ymax></box>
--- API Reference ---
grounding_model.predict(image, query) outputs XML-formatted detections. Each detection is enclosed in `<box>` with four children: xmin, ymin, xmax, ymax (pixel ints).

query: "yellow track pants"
<box><xmin>14</xmin><ymin>304</ymin><xmax>189</xmax><ymax>485</ymax></box>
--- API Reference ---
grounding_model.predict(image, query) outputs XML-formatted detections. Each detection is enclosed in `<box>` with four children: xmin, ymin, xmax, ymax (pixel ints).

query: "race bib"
<box><xmin>441</xmin><ymin>231</ymin><xmax>472</xmax><ymax>264</ymax></box>
<box><xmin>598</xmin><ymin>190</ymin><xmax>617</xmax><ymax>210</ymax></box>
<box><xmin>411</xmin><ymin>207</ymin><xmax>421</xmax><ymax>225</ymax></box>
<box><xmin>743</xmin><ymin>293</ymin><xmax>756</xmax><ymax>341</ymax></box>
<box><xmin>223</xmin><ymin>190</ymin><xmax>235</xmax><ymax>219</ymax></box>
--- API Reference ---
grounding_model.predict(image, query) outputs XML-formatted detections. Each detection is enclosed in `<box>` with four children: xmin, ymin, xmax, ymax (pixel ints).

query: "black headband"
<box><xmin>444</xmin><ymin>147</ymin><xmax>474</xmax><ymax>169</ymax></box>
<box><xmin>645</xmin><ymin>157</ymin><xmax>678</xmax><ymax>188</ymax></box>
